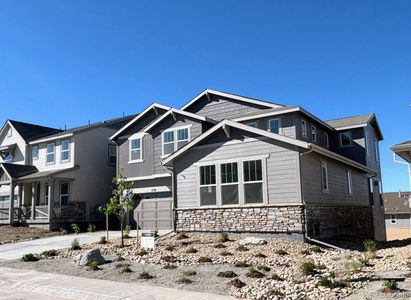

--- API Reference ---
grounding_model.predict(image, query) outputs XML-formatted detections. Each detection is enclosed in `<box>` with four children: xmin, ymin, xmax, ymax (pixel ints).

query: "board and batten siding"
<box><xmin>300</xmin><ymin>152</ymin><xmax>369</xmax><ymax>206</ymax></box>
<box><xmin>185</xmin><ymin>94</ymin><xmax>278</xmax><ymax>120</ymax></box>
<box><xmin>174</xmin><ymin>129</ymin><xmax>302</xmax><ymax>208</ymax></box>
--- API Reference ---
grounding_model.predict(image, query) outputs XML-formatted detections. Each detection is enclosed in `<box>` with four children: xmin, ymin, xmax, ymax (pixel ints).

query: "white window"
<box><xmin>324</xmin><ymin>132</ymin><xmax>329</xmax><ymax>148</ymax></box>
<box><xmin>221</xmin><ymin>162</ymin><xmax>239</xmax><ymax>205</ymax></box>
<box><xmin>301</xmin><ymin>120</ymin><xmax>307</xmax><ymax>138</ymax></box>
<box><xmin>46</xmin><ymin>143</ymin><xmax>55</xmax><ymax>164</ymax></box>
<box><xmin>32</xmin><ymin>146</ymin><xmax>39</xmax><ymax>160</ymax></box>
<box><xmin>246</xmin><ymin>121</ymin><xmax>258</xmax><ymax>128</ymax></box>
<box><xmin>390</xmin><ymin>215</ymin><xmax>397</xmax><ymax>224</ymax></box>
<box><xmin>7</xmin><ymin>128</ymin><xmax>12</xmax><ymax>137</ymax></box>
<box><xmin>346</xmin><ymin>170</ymin><xmax>353</xmax><ymax>195</ymax></box>
<box><xmin>199</xmin><ymin>165</ymin><xmax>216</xmax><ymax>206</ymax></box>
<box><xmin>243</xmin><ymin>159</ymin><xmax>264</xmax><ymax>204</ymax></box>
<box><xmin>340</xmin><ymin>131</ymin><xmax>352</xmax><ymax>147</ymax></box>
<box><xmin>321</xmin><ymin>162</ymin><xmax>328</xmax><ymax>192</ymax></box>
<box><xmin>311</xmin><ymin>126</ymin><xmax>317</xmax><ymax>142</ymax></box>
<box><xmin>129</xmin><ymin>138</ymin><xmax>142</xmax><ymax>162</ymax></box>
<box><xmin>60</xmin><ymin>182</ymin><xmax>69</xmax><ymax>206</ymax></box>
<box><xmin>162</xmin><ymin>126</ymin><xmax>190</xmax><ymax>156</ymax></box>
<box><xmin>4</xmin><ymin>152</ymin><xmax>13</xmax><ymax>163</ymax></box>
<box><xmin>108</xmin><ymin>144</ymin><xmax>116</xmax><ymax>166</ymax></box>
<box><xmin>268</xmin><ymin>119</ymin><xmax>281</xmax><ymax>134</ymax></box>
<box><xmin>374</xmin><ymin>139</ymin><xmax>380</xmax><ymax>162</ymax></box>
<box><xmin>60</xmin><ymin>140</ymin><xmax>70</xmax><ymax>162</ymax></box>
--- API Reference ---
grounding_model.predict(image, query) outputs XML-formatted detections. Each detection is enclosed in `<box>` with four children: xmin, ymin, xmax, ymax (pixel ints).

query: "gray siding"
<box><xmin>385</xmin><ymin>214</ymin><xmax>410</xmax><ymax>228</ymax></box>
<box><xmin>240</xmin><ymin>112</ymin><xmax>297</xmax><ymax>139</ymax></box>
<box><xmin>300</xmin><ymin>152</ymin><xmax>369</xmax><ymax>206</ymax></box>
<box><xmin>185</xmin><ymin>94</ymin><xmax>277</xmax><ymax>120</ymax></box>
<box><xmin>334</xmin><ymin>128</ymin><xmax>366</xmax><ymax>165</ymax></box>
<box><xmin>174</xmin><ymin>128</ymin><xmax>301</xmax><ymax>208</ymax></box>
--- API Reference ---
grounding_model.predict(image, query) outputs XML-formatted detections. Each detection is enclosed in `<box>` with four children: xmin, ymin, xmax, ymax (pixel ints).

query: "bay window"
<box><xmin>162</xmin><ymin>126</ymin><xmax>190</xmax><ymax>156</ymax></box>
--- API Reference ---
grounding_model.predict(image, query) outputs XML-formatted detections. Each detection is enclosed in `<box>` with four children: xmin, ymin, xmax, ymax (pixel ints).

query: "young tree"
<box><xmin>106</xmin><ymin>175</ymin><xmax>135</xmax><ymax>247</ymax></box>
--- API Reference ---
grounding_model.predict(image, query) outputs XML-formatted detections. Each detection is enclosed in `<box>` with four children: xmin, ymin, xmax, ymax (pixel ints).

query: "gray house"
<box><xmin>383</xmin><ymin>192</ymin><xmax>411</xmax><ymax>240</ymax></box>
<box><xmin>0</xmin><ymin>116</ymin><xmax>133</xmax><ymax>230</ymax></box>
<box><xmin>111</xmin><ymin>89</ymin><xmax>386</xmax><ymax>241</ymax></box>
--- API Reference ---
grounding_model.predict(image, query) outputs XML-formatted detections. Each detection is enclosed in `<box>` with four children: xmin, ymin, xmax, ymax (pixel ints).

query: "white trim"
<box><xmin>311</xmin><ymin>125</ymin><xmax>317</xmax><ymax>142</ymax></box>
<box><xmin>301</xmin><ymin>119</ymin><xmax>307</xmax><ymax>138</ymax></box>
<box><xmin>110</xmin><ymin>103</ymin><xmax>171</xmax><ymax>140</ymax></box>
<box><xmin>132</xmin><ymin>186</ymin><xmax>171</xmax><ymax>194</ymax></box>
<box><xmin>181</xmin><ymin>89</ymin><xmax>282</xmax><ymax>111</ymax></box>
<box><xmin>332</xmin><ymin>123</ymin><xmax>368</xmax><ymax>131</ymax></box>
<box><xmin>125</xmin><ymin>173</ymin><xmax>171</xmax><ymax>181</ymax></box>
<box><xmin>193</xmin><ymin>154</ymin><xmax>270</xmax><ymax>167</ymax></box>
<box><xmin>246</xmin><ymin>121</ymin><xmax>258</xmax><ymax>128</ymax></box>
<box><xmin>161</xmin><ymin>124</ymin><xmax>192</xmax><ymax>157</ymax></box>
<box><xmin>46</xmin><ymin>142</ymin><xmax>56</xmax><ymax>165</ymax></box>
<box><xmin>144</xmin><ymin>108</ymin><xmax>216</xmax><ymax>133</ymax></box>
<box><xmin>7</xmin><ymin>127</ymin><xmax>12</xmax><ymax>137</ymax></box>
<box><xmin>162</xmin><ymin>119</ymin><xmax>309</xmax><ymax>165</ymax></box>
<box><xmin>129</xmin><ymin>137</ymin><xmax>142</xmax><ymax>163</ymax></box>
<box><xmin>60</xmin><ymin>139</ymin><xmax>71</xmax><ymax>163</ymax></box>
<box><xmin>390</xmin><ymin>214</ymin><xmax>397</xmax><ymax>224</ymax></box>
<box><xmin>339</xmin><ymin>131</ymin><xmax>353</xmax><ymax>147</ymax></box>
<box><xmin>267</xmin><ymin>118</ymin><xmax>282</xmax><ymax>134</ymax></box>
<box><xmin>128</xmin><ymin>132</ymin><xmax>147</xmax><ymax>140</ymax></box>
<box><xmin>324</xmin><ymin>132</ymin><xmax>329</xmax><ymax>148</ymax></box>
<box><xmin>29</xmin><ymin>133</ymin><xmax>74</xmax><ymax>145</ymax></box>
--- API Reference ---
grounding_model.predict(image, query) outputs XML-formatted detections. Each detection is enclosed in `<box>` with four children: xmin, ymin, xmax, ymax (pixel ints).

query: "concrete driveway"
<box><xmin>0</xmin><ymin>231</ymin><xmax>125</xmax><ymax>261</ymax></box>
<box><xmin>0</xmin><ymin>267</ymin><xmax>235</xmax><ymax>300</ymax></box>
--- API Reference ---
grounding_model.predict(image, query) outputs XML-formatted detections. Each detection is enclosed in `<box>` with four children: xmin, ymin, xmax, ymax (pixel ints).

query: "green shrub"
<box><xmin>71</xmin><ymin>223</ymin><xmax>80</xmax><ymax>234</ymax></box>
<box><xmin>98</xmin><ymin>236</ymin><xmax>107</xmax><ymax>244</ymax></box>
<box><xmin>219</xmin><ymin>232</ymin><xmax>229</xmax><ymax>242</ymax></box>
<box><xmin>302</xmin><ymin>261</ymin><xmax>316</xmax><ymax>276</ymax></box>
<box><xmin>311</xmin><ymin>246</ymin><xmax>323</xmax><ymax>253</ymax></box>
<box><xmin>227</xmin><ymin>278</ymin><xmax>246</xmax><ymax>288</ymax></box>
<box><xmin>88</xmin><ymin>260</ymin><xmax>100</xmax><ymax>271</ymax></box>
<box><xmin>59</xmin><ymin>227</ymin><xmax>68</xmax><ymax>235</ymax></box>
<box><xmin>123</xmin><ymin>225</ymin><xmax>131</xmax><ymax>238</ymax></box>
<box><xmin>383</xmin><ymin>280</ymin><xmax>398</xmax><ymax>290</ymax></box>
<box><xmin>182</xmin><ymin>270</ymin><xmax>197</xmax><ymax>276</ymax></box>
<box><xmin>198</xmin><ymin>256</ymin><xmax>212</xmax><ymax>263</ymax></box>
<box><xmin>246</xmin><ymin>267</ymin><xmax>265</xmax><ymax>278</ymax></box>
<box><xmin>116</xmin><ymin>263</ymin><xmax>132</xmax><ymax>273</ymax></box>
<box><xmin>71</xmin><ymin>238</ymin><xmax>81</xmax><ymax>250</ymax></box>
<box><xmin>137</xmin><ymin>248</ymin><xmax>148</xmax><ymax>256</ymax></box>
<box><xmin>185</xmin><ymin>247</ymin><xmax>198</xmax><ymax>254</ymax></box>
<box><xmin>41</xmin><ymin>249</ymin><xmax>58</xmax><ymax>257</ymax></box>
<box><xmin>87</xmin><ymin>223</ymin><xmax>96</xmax><ymax>232</ymax></box>
<box><xmin>22</xmin><ymin>253</ymin><xmax>39</xmax><ymax>262</ymax></box>
<box><xmin>235</xmin><ymin>260</ymin><xmax>250</xmax><ymax>268</ymax></box>
<box><xmin>318</xmin><ymin>276</ymin><xmax>346</xmax><ymax>289</ymax></box>
<box><xmin>176</xmin><ymin>276</ymin><xmax>192</xmax><ymax>284</ymax></box>
<box><xmin>363</xmin><ymin>239</ymin><xmax>377</xmax><ymax>253</ymax></box>
<box><xmin>217</xmin><ymin>271</ymin><xmax>238</xmax><ymax>278</ymax></box>
<box><xmin>139</xmin><ymin>271</ymin><xmax>154</xmax><ymax>279</ymax></box>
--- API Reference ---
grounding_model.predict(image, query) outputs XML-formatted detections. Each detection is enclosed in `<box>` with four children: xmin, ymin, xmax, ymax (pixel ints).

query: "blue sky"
<box><xmin>0</xmin><ymin>0</ymin><xmax>410</xmax><ymax>191</ymax></box>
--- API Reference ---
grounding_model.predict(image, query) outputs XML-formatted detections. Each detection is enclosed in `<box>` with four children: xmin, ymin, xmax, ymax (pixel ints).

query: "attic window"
<box><xmin>4</xmin><ymin>152</ymin><xmax>13</xmax><ymax>163</ymax></box>
<box><xmin>340</xmin><ymin>131</ymin><xmax>352</xmax><ymax>147</ymax></box>
<box><xmin>7</xmin><ymin>128</ymin><xmax>12</xmax><ymax>137</ymax></box>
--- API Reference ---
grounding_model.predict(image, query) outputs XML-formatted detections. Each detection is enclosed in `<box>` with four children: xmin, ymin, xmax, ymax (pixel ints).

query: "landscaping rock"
<box><xmin>73</xmin><ymin>248</ymin><xmax>105</xmax><ymax>266</ymax></box>
<box><xmin>239</xmin><ymin>237</ymin><xmax>267</xmax><ymax>246</ymax></box>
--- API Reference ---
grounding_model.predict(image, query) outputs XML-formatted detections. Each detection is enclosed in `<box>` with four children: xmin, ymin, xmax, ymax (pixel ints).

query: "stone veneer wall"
<box><xmin>175</xmin><ymin>205</ymin><xmax>304</xmax><ymax>233</ymax></box>
<box><xmin>305</xmin><ymin>205</ymin><xmax>374</xmax><ymax>239</ymax></box>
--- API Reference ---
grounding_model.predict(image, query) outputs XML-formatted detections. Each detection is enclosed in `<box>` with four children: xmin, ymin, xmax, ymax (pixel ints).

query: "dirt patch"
<box><xmin>0</xmin><ymin>225</ymin><xmax>60</xmax><ymax>245</ymax></box>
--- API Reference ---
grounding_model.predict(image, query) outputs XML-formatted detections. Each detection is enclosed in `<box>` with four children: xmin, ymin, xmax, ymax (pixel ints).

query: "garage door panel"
<box><xmin>134</xmin><ymin>198</ymin><xmax>173</xmax><ymax>231</ymax></box>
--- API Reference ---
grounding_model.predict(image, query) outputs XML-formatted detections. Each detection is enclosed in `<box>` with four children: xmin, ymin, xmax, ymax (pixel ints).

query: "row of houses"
<box><xmin>0</xmin><ymin>89</ymin><xmax>388</xmax><ymax>240</ymax></box>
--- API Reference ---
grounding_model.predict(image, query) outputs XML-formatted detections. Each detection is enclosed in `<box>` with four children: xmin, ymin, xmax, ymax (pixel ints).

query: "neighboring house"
<box><xmin>111</xmin><ymin>89</ymin><xmax>386</xmax><ymax>241</ymax></box>
<box><xmin>383</xmin><ymin>191</ymin><xmax>411</xmax><ymax>240</ymax></box>
<box><xmin>0</xmin><ymin>116</ymin><xmax>133</xmax><ymax>229</ymax></box>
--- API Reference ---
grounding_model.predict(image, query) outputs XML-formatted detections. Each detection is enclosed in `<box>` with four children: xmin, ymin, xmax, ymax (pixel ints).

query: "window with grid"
<box><xmin>221</xmin><ymin>162</ymin><xmax>239</xmax><ymax>205</ymax></box>
<box><xmin>199</xmin><ymin>165</ymin><xmax>216</xmax><ymax>206</ymax></box>
<box><xmin>243</xmin><ymin>160</ymin><xmax>263</xmax><ymax>204</ymax></box>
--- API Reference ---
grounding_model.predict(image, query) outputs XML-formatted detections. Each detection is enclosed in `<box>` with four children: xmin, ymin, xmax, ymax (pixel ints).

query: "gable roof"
<box><xmin>143</xmin><ymin>108</ymin><xmax>217</xmax><ymax>133</ymax></box>
<box><xmin>325</xmin><ymin>113</ymin><xmax>383</xmax><ymax>140</ymax></box>
<box><xmin>181</xmin><ymin>89</ymin><xmax>284</xmax><ymax>111</ymax></box>
<box><xmin>110</xmin><ymin>103</ymin><xmax>170</xmax><ymax>141</ymax></box>
<box><xmin>162</xmin><ymin>119</ymin><xmax>373</xmax><ymax>173</ymax></box>
<box><xmin>390</xmin><ymin>140</ymin><xmax>411</xmax><ymax>163</ymax></box>
<box><xmin>5</xmin><ymin>120</ymin><xmax>61</xmax><ymax>142</ymax></box>
<box><xmin>383</xmin><ymin>192</ymin><xmax>411</xmax><ymax>214</ymax></box>
<box><xmin>0</xmin><ymin>163</ymin><xmax>38</xmax><ymax>180</ymax></box>
<box><xmin>30</xmin><ymin>115</ymin><xmax>135</xmax><ymax>145</ymax></box>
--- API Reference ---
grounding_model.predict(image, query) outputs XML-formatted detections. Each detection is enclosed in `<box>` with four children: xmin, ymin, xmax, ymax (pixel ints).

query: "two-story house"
<box><xmin>0</xmin><ymin>116</ymin><xmax>133</xmax><ymax>230</ymax></box>
<box><xmin>111</xmin><ymin>89</ymin><xmax>386</xmax><ymax>241</ymax></box>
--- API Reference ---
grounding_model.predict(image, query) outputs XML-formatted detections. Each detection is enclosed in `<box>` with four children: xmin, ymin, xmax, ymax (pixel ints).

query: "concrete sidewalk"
<box><xmin>0</xmin><ymin>267</ymin><xmax>235</xmax><ymax>300</ymax></box>
<box><xmin>0</xmin><ymin>231</ymin><xmax>125</xmax><ymax>261</ymax></box>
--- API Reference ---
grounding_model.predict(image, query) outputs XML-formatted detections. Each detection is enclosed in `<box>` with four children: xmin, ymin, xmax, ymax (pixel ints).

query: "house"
<box><xmin>111</xmin><ymin>89</ymin><xmax>386</xmax><ymax>241</ymax></box>
<box><xmin>0</xmin><ymin>116</ymin><xmax>133</xmax><ymax>230</ymax></box>
<box><xmin>383</xmin><ymin>191</ymin><xmax>411</xmax><ymax>240</ymax></box>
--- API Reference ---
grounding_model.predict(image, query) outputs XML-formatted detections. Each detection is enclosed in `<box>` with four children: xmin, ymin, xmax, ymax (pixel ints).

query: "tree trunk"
<box><xmin>120</xmin><ymin>219</ymin><xmax>124</xmax><ymax>247</ymax></box>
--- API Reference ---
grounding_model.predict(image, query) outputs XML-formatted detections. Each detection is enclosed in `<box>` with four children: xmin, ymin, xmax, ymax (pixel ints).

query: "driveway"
<box><xmin>0</xmin><ymin>231</ymin><xmax>125</xmax><ymax>261</ymax></box>
<box><xmin>0</xmin><ymin>267</ymin><xmax>234</xmax><ymax>300</ymax></box>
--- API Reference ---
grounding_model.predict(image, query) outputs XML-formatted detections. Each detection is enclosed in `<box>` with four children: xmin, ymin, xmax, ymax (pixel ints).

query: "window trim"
<box><xmin>32</xmin><ymin>146</ymin><xmax>39</xmax><ymax>161</ymax></box>
<box><xmin>346</xmin><ymin>169</ymin><xmax>353</xmax><ymax>195</ymax></box>
<box><xmin>246</xmin><ymin>121</ymin><xmax>258</xmax><ymax>128</ymax></box>
<box><xmin>196</xmin><ymin>155</ymin><xmax>268</xmax><ymax>208</ymax></box>
<box><xmin>60</xmin><ymin>139</ymin><xmax>71</xmax><ymax>163</ymax></box>
<box><xmin>59</xmin><ymin>182</ymin><xmax>69</xmax><ymax>206</ymax></box>
<box><xmin>161</xmin><ymin>125</ymin><xmax>192</xmax><ymax>158</ymax></box>
<box><xmin>108</xmin><ymin>144</ymin><xmax>117</xmax><ymax>166</ymax></box>
<box><xmin>324</xmin><ymin>132</ymin><xmax>329</xmax><ymax>148</ymax></box>
<box><xmin>320</xmin><ymin>161</ymin><xmax>329</xmax><ymax>193</ymax></box>
<box><xmin>46</xmin><ymin>142</ymin><xmax>55</xmax><ymax>165</ymax></box>
<box><xmin>390</xmin><ymin>214</ymin><xmax>397</xmax><ymax>224</ymax></box>
<box><xmin>267</xmin><ymin>118</ymin><xmax>282</xmax><ymax>134</ymax></box>
<box><xmin>129</xmin><ymin>137</ymin><xmax>143</xmax><ymax>163</ymax></box>
<box><xmin>374</xmin><ymin>139</ymin><xmax>380</xmax><ymax>162</ymax></box>
<box><xmin>311</xmin><ymin>125</ymin><xmax>317</xmax><ymax>142</ymax></box>
<box><xmin>198</xmin><ymin>164</ymin><xmax>217</xmax><ymax>206</ymax></box>
<box><xmin>7</xmin><ymin>128</ymin><xmax>12</xmax><ymax>138</ymax></box>
<box><xmin>220</xmin><ymin>162</ymin><xmax>240</xmax><ymax>206</ymax></box>
<box><xmin>301</xmin><ymin>119</ymin><xmax>307</xmax><ymax>138</ymax></box>
<box><xmin>339</xmin><ymin>131</ymin><xmax>353</xmax><ymax>147</ymax></box>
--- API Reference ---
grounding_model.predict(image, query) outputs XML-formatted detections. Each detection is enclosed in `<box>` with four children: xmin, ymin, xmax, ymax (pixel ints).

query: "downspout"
<box><xmin>163</xmin><ymin>164</ymin><xmax>176</xmax><ymax>233</ymax></box>
<box><xmin>299</xmin><ymin>146</ymin><xmax>346</xmax><ymax>251</ymax></box>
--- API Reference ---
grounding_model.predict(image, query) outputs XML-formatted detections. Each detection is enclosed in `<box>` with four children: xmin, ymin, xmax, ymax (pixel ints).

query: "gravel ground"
<box><xmin>1</xmin><ymin>232</ymin><xmax>410</xmax><ymax>300</ymax></box>
<box><xmin>0</xmin><ymin>225</ymin><xmax>61</xmax><ymax>245</ymax></box>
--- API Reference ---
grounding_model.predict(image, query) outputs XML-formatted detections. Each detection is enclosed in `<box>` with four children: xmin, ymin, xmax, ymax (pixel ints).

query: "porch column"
<box><xmin>31</xmin><ymin>182</ymin><xmax>36</xmax><ymax>220</ymax></box>
<box><xmin>17</xmin><ymin>184</ymin><xmax>23</xmax><ymax>221</ymax></box>
<box><xmin>8</xmin><ymin>181</ymin><xmax>15</xmax><ymax>223</ymax></box>
<box><xmin>47</xmin><ymin>180</ymin><xmax>54</xmax><ymax>222</ymax></box>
